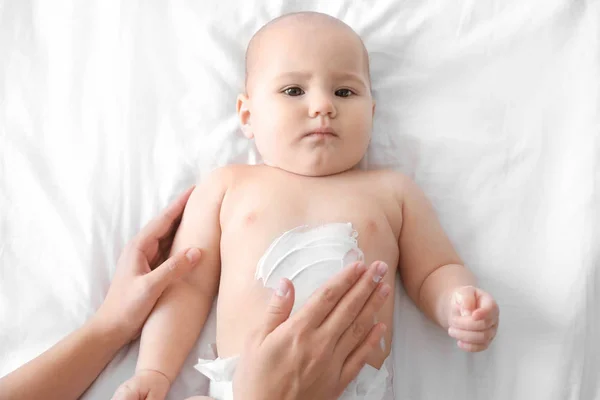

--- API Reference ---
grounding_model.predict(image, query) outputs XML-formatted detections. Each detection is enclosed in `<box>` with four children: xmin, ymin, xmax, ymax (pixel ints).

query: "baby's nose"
<box><xmin>308</xmin><ymin>92</ymin><xmax>336</xmax><ymax>118</ymax></box>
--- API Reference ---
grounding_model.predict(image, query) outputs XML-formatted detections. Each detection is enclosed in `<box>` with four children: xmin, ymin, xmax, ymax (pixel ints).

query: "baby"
<box><xmin>114</xmin><ymin>11</ymin><xmax>499</xmax><ymax>400</ymax></box>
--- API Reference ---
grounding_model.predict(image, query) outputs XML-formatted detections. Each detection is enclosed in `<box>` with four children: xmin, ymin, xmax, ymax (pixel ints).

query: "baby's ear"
<box><xmin>236</xmin><ymin>94</ymin><xmax>253</xmax><ymax>139</ymax></box>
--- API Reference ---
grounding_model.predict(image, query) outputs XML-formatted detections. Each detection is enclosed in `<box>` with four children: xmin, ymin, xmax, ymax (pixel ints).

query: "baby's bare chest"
<box><xmin>220</xmin><ymin>177</ymin><xmax>402</xmax><ymax>272</ymax></box>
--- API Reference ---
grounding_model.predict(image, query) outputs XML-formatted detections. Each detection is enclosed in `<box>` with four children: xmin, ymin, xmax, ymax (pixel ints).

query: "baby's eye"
<box><xmin>283</xmin><ymin>87</ymin><xmax>304</xmax><ymax>96</ymax></box>
<box><xmin>335</xmin><ymin>88</ymin><xmax>354</xmax><ymax>97</ymax></box>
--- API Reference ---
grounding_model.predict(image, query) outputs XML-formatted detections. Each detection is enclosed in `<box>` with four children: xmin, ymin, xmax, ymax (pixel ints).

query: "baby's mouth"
<box><xmin>304</xmin><ymin>127</ymin><xmax>338</xmax><ymax>138</ymax></box>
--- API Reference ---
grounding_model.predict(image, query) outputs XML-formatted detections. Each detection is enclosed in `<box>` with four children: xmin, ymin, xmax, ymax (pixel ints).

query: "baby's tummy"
<box><xmin>210</xmin><ymin>223</ymin><xmax>394</xmax><ymax>399</ymax></box>
<box><xmin>216</xmin><ymin>223</ymin><xmax>365</xmax><ymax>357</ymax></box>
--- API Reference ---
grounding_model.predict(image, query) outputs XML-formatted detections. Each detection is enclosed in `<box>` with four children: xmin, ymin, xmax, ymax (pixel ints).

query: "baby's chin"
<box><xmin>263</xmin><ymin>158</ymin><xmax>363</xmax><ymax>177</ymax></box>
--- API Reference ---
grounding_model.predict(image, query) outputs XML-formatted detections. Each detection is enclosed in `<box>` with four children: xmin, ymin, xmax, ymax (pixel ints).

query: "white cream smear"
<box><xmin>195</xmin><ymin>223</ymin><xmax>393</xmax><ymax>399</ymax></box>
<box><xmin>255</xmin><ymin>222</ymin><xmax>364</xmax><ymax>314</ymax></box>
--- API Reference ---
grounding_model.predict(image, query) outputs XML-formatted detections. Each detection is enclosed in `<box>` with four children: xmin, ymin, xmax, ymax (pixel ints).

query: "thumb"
<box><xmin>145</xmin><ymin>248</ymin><xmax>201</xmax><ymax>295</ymax></box>
<box><xmin>258</xmin><ymin>278</ymin><xmax>295</xmax><ymax>339</ymax></box>
<box><xmin>453</xmin><ymin>286</ymin><xmax>477</xmax><ymax>317</ymax></box>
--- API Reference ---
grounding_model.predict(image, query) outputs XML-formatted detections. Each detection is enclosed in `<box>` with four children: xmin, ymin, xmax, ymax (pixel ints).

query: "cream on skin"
<box><xmin>256</xmin><ymin>223</ymin><xmax>364</xmax><ymax>313</ymax></box>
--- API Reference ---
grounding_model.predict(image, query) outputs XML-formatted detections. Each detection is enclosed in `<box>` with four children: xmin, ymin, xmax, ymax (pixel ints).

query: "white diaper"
<box><xmin>195</xmin><ymin>354</ymin><xmax>394</xmax><ymax>400</ymax></box>
<box><xmin>195</xmin><ymin>223</ymin><xmax>394</xmax><ymax>399</ymax></box>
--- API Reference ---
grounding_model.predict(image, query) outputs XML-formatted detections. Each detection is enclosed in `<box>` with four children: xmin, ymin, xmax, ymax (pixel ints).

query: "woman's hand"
<box><xmin>233</xmin><ymin>260</ymin><xmax>391</xmax><ymax>400</ymax></box>
<box><xmin>0</xmin><ymin>186</ymin><xmax>202</xmax><ymax>400</ymax></box>
<box><xmin>93</xmin><ymin>186</ymin><xmax>202</xmax><ymax>344</ymax></box>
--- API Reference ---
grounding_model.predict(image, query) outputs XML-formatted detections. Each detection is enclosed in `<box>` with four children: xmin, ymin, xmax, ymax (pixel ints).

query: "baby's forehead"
<box><xmin>244</xmin><ymin>12</ymin><xmax>370</xmax><ymax>89</ymax></box>
<box><xmin>252</xmin><ymin>14</ymin><xmax>364</xmax><ymax>55</ymax></box>
<box><xmin>265</xmin><ymin>12</ymin><xmax>354</xmax><ymax>36</ymax></box>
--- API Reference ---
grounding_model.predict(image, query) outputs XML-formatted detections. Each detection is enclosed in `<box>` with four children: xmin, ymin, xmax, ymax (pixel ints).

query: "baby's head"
<box><xmin>237</xmin><ymin>12</ymin><xmax>375</xmax><ymax>177</ymax></box>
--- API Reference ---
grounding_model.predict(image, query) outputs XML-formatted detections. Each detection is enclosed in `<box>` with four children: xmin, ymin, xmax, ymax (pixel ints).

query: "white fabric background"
<box><xmin>1</xmin><ymin>0</ymin><xmax>599</xmax><ymax>399</ymax></box>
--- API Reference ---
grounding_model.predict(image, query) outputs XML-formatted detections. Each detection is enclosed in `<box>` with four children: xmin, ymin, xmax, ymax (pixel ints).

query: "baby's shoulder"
<box><xmin>198</xmin><ymin>163</ymin><xmax>256</xmax><ymax>185</ymax></box>
<box><xmin>359</xmin><ymin>169</ymin><xmax>429</xmax><ymax>206</ymax></box>
<box><xmin>188</xmin><ymin>164</ymin><xmax>259</xmax><ymax>210</ymax></box>
<box><xmin>359</xmin><ymin>168</ymin><xmax>412</xmax><ymax>190</ymax></box>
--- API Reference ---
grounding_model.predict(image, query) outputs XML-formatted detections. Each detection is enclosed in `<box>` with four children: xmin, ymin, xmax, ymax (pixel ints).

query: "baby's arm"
<box><xmin>396</xmin><ymin>175</ymin><xmax>476</xmax><ymax>329</ymax></box>
<box><xmin>125</xmin><ymin>170</ymin><xmax>228</xmax><ymax>396</ymax></box>
<box><xmin>395</xmin><ymin>174</ymin><xmax>499</xmax><ymax>351</ymax></box>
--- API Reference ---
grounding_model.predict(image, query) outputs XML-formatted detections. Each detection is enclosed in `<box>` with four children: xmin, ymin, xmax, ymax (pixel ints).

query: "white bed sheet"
<box><xmin>1</xmin><ymin>0</ymin><xmax>599</xmax><ymax>399</ymax></box>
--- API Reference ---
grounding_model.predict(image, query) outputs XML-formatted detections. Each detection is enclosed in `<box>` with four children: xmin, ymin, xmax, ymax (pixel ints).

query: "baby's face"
<box><xmin>238</xmin><ymin>17</ymin><xmax>374</xmax><ymax>176</ymax></box>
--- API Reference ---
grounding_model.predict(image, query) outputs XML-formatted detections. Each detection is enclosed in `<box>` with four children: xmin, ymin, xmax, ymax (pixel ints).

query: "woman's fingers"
<box><xmin>322</xmin><ymin>261</ymin><xmax>389</xmax><ymax>341</ymax></box>
<box><xmin>134</xmin><ymin>186</ymin><xmax>195</xmax><ymax>257</ymax></box>
<box><xmin>144</xmin><ymin>248</ymin><xmax>201</xmax><ymax>296</ymax></box>
<box><xmin>333</xmin><ymin>281</ymin><xmax>390</xmax><ymax>357</ymax></box>
<box><xmin>292</xmin><ymin>261</ymin><xmax>367</xmax><ymax>329</ymax></box>
<box><xmin>339</xmin><ymin>323</ymin><xmax>387</xmax><ymax>390</ymax></box>
<box><xmin>256</xmin><ymin>279</ymin><xmax>296</xmax><ymax>341</ymax></box>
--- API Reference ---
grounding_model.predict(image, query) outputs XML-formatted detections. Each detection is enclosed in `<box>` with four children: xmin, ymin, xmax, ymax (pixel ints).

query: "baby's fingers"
<box><xmin>457</xmin><ymin>341</ymin><xmax>489</xmax><ymax>352</ymax></box>
<box><xmin>472</xmin><ymin>292</ymin><xmax>499</xmax><ymax>321</ymax></box>
<box><xmin>448</xmin><ymin>327</ymin><xmax>496</xmax><ymax>345</ymax></box>
<box><xmin>112</xmin><ymin>384</ymin><xmax>138</xmax><ymax>400</ymax></box>
<box><xmin>450</xmin><ymin>315</ymin><xmax>495</xmax><ymax>331</ymax></box>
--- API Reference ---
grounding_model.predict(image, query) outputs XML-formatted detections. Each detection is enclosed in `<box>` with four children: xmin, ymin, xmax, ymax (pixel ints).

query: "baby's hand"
<box><xmin>447</xmin><ymin>286</ymin><xmax>499</xmax><ymax>352</ymax></box>
<box><xmin>111</xmin><ymin>370</ymin><xmax>170</xmax><ymax>400</ymax></box>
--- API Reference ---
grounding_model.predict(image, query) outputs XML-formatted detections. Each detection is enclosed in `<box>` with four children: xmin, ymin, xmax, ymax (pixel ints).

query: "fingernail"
<box><xmin>276</xmin><ymin>279</ymin><xmax>289</xmax><ymax>297</ymax></box>
<box><xmin>380</xmin><ymin>336</ymin><xmax>386</xmax><ymax>352</ymax></box>
<box><xmin>453</xmin><ymin>292</ymin><xmax>463</xmax><ymax>306</ymax></box>
<box><xmin>379</xmin><ymin>283</ymin><xmax>391</xmax><ymax>298</ymax></box>
<box><xmin>373</xmin><ymin>262</ymin><xmax>388</xmax><ymax>283</ymax></box>
<box><xmin>186</xmin><ymin>248</ymin><xmax>201</xmax><ymax>263</ymax></box>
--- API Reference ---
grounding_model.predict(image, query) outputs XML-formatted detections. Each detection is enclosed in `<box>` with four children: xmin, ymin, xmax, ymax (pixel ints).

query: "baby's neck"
<box><xmin>259</xmin><ymin>161</ymin><xmax>364</xmax><ymax>178</ymax></box>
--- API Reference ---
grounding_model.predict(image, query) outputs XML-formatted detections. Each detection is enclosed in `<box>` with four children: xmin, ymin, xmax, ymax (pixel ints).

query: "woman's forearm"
<box><xmin>0</xmin><ymin>317</ymin><xmax>127</xmax><ymax>400</ymax></box>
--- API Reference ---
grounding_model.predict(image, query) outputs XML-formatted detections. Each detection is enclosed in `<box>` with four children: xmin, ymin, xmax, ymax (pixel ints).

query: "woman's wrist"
<box><xmin>86</xmin><ymin>312</ymin><xmax>131</xmax><ymax>351</ymax></box>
